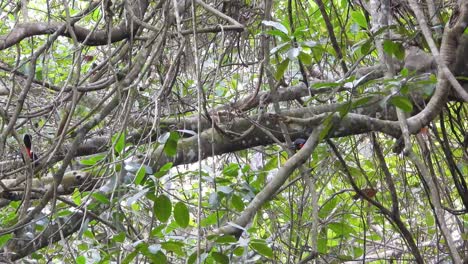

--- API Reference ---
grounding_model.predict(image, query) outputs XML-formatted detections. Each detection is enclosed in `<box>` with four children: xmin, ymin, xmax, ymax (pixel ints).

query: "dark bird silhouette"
<box><xmin>22</xmin><ymin>134</ymin><xmax>38</xmax><ymax>166</ymax></box>
<box><xmin>353</xmin><ymin>188</ymin><xmax>378</xmax><ymax>200</ymax></box>
<box><xmin>291</xmin><ymin>138</ymin><xmax>306</xmax><ymax>151</ymax></box>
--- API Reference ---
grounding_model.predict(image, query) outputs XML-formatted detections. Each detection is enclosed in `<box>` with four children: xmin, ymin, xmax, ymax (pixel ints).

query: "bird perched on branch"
<box><xmin>291</xmin><ymin>138</ymin><xmax>306</xmax><ymax>151</ymax></box>
<box><xmin>22</xmin><ymin>134</ymin><xmax>38</xmax><ymax>166</ymax></box>
<box><xmin>353</xmin><ymin>188</ymin><xmax>377</xmax><ymax>200</ymax></box>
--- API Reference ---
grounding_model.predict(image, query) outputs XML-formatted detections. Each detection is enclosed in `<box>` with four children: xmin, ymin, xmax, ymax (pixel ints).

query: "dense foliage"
<box><xmin>0</xmin><ymin>0</ymin><xmax>467</xmax><ymax>263</ymax></box>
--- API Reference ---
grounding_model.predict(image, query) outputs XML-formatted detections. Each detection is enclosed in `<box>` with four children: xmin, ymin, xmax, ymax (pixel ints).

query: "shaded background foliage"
<box><xmin>0</xmin><ymin>0</ymin><xmax>467</xmax><ymax>263</ymax></box>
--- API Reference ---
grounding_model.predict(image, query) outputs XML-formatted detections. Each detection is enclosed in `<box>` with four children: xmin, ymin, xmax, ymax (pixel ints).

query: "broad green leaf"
<box><xmin>298</xmin><ymin>52</ymin><xmax>312</xmax><ymax>65</ymax></box>
<box><xmin>154</xmin><ymin>195</ymin><xmax>172</xmax><ymax>222</ymax></box>
<box><xmin>163</xmin><ymin>131</ymin><xmax>180</xmax><ymax>157</ymax></box>
<box><xmin>329</xmin><ymin>222</ymin><xmax>356</xmax><ymax>237</ymax></box>
<box><xmin>262</xmin><ymin>20</ymin><xmax>289</xmax><ymax>35</ymax></box>
<box><xmin>383</xmin><ymin>40</ymin><xmax>405</xmax><ymax>60</ymax></box>
<box><xmin>161</xmin><ymin>241</ymin><xmax>185</xmax><ymax>256</ymax></box>
<box><xmin>211</xmin><ymin>252</ymin><xmax>229</xmax><ymax>264</ymax></box>
<box><xmin>274</xmin><ymin>59</ymin><xmax>290</xmax><ymax>80</ymax></box>
<box><xmin>318</xmin><ymin>228</ymin><xmax>327</xmax><ymax>253</ymax></box>
<box><xmin>351</xmin><ymin>11</ymin><xmax>367</xmax><ymax>29</ymax></box>
<box><xmin>76</xmin><ymin>255</ymin><xmax>86</xmax><ymax>264</ymax></box>
<box><xmin>92</xmin><ymin>192</ymin><xmax>110</xmax><ymax>204</ymax></box>
<box><xmin>231</xmin><ymin>194</ymin><xmax>245</xmax><ymax>211</ymax></box>
<box><xmin>319</xmin><ymin>197</ymin><xmax>337</xmax><ymax>218</ymax></box>
<box><xmin>215</xmin><ymin>235</ymin><xmax>237</xmax><ymax>244</ymax></box>
<box><xmin>0</xmin><ymin>234</ymin><xmax>12</xmax><ymax>248</ymax></box>
<box><xmin>250</xmin><ymin>241</ymin><xmax>273</xmax><ymax>258</ymax></box>
<box><xmin>72</xmin><ymin>188</ymin><xmax>82</xmax><ymax>205</ymax></box>
<box><xmin>223</xmin><ymin>163</ymin><xmax>239</xmax><ymax>177</ymax></box>
<box><xmin>390</xmin><ymin>95</ymin><xmax>413</xmax><ymax>112</ymax></box>
<box><xmin>174</xmin><ymin>202</ymin><xmax>190</xmax><ymax>228</ymax></box>
<box><xmin>263</xmin><ymin>156</ymin><xmax>278</xmax><ymax>171</ymax></box>
<box><xmin>112</xmin><ymin>232</ymin><xmax>126</xmax><ymax>243</ymax></box>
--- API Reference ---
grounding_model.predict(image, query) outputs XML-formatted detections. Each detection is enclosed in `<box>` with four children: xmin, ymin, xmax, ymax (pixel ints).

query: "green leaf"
<box><xmin>223</xmin><ymin>163</ymin><xmax>239</xmax><ymax>177</ymax></box>
<box><xmin>174</xmin><ymin>202</ymin><xmax>190</xmax><ymax>228</ymax></box>
<box><xmin>123</xmin><ymin>251</ymin><xmax>138</xmax><ymax>264</ymax></box>
<box><xmin>270</xmin><ymin>42</ymin><xmax>290</xmax><ymax>54</ymax></box>
<box><xmin>211</xmin><ymin>252</ymin><xmax>229</xmax><ymax>264</ymax></box>
<box><xmin>231</xmin><ymin>194</ymin><xmax>245</xmax><ymax>211</ymax></box>
<box><xmin>263</xmin><ymin>156</ymin><xmax>278</xmax><ymax>171</ymax></box>
<box><xmin>394</xmin><ymin>42</ymin><xmax>405</xmax><ymax>60</ymax></box>
<box><xmin>112</xmin><ymin>232</ymin><xmax>126</xmax><ymax>243</ymax></box>
<box><xmin>390</xmin><ymin>95</ymin><xmax>413</xmax><ymax>112</ymax></box>
<box><xmin>72</xmin><ymin>188</ymin><xmax>82</xmax><ymax>205</ymax></box>
<box><xmin>312</xmin><ymin>81</ymin><xmax>342</xmax><ymax>89</ymax></box>
<box><xmin>262</xmin><ymin>20</ymin><xmax>289</xmax><ymax>35</ymax></box>
<box><xmin>250</xmin><ymin>241</ymin><xmax>273</xmax><ymax>258</ymax></box>
<box><xmin>76</xmin><ymin>255</ymin><xmax>86</xmax><ymax>264</ymax></box>
<box><xmin>329</xmin><ymin>222</ymin><xmax>356</xmax><ymax>237</ymax></box>
<box><xmin>135</xmin><ymin>166</ymin><xmax>146</xmax><ymax>185</ymax></box>
<box><xmin>298</xmin><ymin>52</ymin><xmax>312</xmax><ymax>65</ymax></box>
<box><xmin>92</xmin><ymin>192</ymin><xmax>110</xmax><ymax>205</ymax></box>
<box><xmin>163</xmin><ymin>132</ymin><xmax>180</xmax><ymax>157</ymax></box>
<box><xmin>154</xmin><ymin>162</ymin><xmax>173</xmax><ymax>178</ymax></box>
<box><xmin>161</xmin><ymin>241</ymin><xmax>185</xmax><ymax>256</ymax></box>
<box><xmin>274</xmin><ymin>59</ymin><xmax>290</xmax><ymax>80</ymax></box>
<box><xmin>80</xmin><ymin>154</ymin><xmax>106</xmax><ymax>165</ymax></box>
<box><xmin>318</xmin><ymin>228</ymin><xmax>327</xmax><ymax>253</ymax></box>
<box><xmin>112</xmin><ymin>132</ymin><xmax>126</xmax><ymax>154</ymax></box>
<box><xmin>400</xmin><ymin>67</ymin><xmax>409</xmax><ymax>77</ymax></box>
<box><xmin>383</xmin><ymin>40</ymin><xmax>405</xmax><ymax>60</ymax></box>
<box><xmin>154</xmin><ymin>195</ymin><xmax>172</xmax><ymax>222</ymax></box>
<box><xmin>360</xmin><ymin>40</ymin><xmax>372</xmax><ymax>54</ymax></box>
<box><xmin>352</xmin><ymin>96</ymin><xmax>374</xmax><ymax>108</ymax></box>
<box><xmin>319</xmin><ymin>197</ymin><xmax>337</xmax><ymax>218</ymax></box>
<box><xmin>351</xmin><ymin>11</ymin><xmax>367</xmax><ymax>29</ymax></box>
<box><xmin>0</xmin><ymin>234</ymin><xmax>12</xmax><ymax>248</ymax></box>
<box><xmin>201</xmin><ymin>212</ymin><xmax>224</xmax><ymax>227</ymax></box>
<box><xmin>215</xmin><ymin>235</ymin><xmax>237</xmax><ymax>244</ymax></box>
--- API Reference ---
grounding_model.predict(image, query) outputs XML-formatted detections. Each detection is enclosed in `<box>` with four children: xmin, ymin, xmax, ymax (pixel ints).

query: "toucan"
<box><xmin>22</xmin><ymin>134</ymin><xmax>38</xmax><ymax>166</ymax></box>
<box><xmin>291</xmin><ymin>138</ymin><xmax>306</xmax><ymax>151</ymax></box>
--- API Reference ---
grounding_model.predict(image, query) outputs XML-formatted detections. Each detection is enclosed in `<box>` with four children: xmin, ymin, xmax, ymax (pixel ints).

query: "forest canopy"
<box><xmin>0</xmin><ymin>0</ymin><xmax>467</xmax><ymax>263</ymax></box>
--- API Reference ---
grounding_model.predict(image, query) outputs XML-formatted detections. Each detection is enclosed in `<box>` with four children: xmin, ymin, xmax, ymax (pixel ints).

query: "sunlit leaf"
<box><xmin>351</xmin><ymin>11</ymin><xmax>367</xmax><ymax>29</ymax></box>
<box><xmin>262</xmin><ymin>20</ymin><xmax>289</xmax><ymax>35</ymax></box>
<box><xmin>287</xmin><ymin>47</ymin><xmax>300</xmax><ymax>60</ymax></box>
<box><xmin>0</xmin><ymin>234</ymin><xmax>12</xmax><ymax>248</ymax></box>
